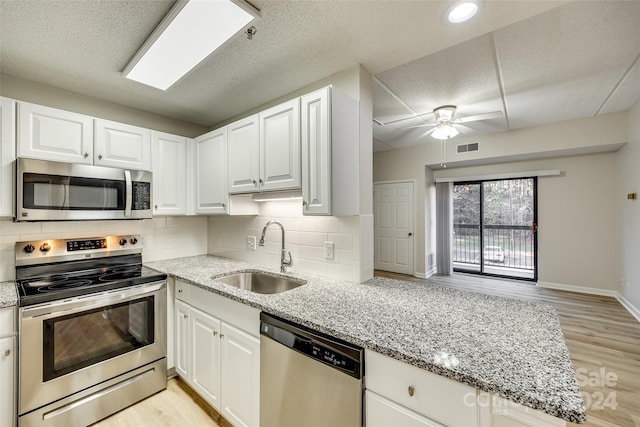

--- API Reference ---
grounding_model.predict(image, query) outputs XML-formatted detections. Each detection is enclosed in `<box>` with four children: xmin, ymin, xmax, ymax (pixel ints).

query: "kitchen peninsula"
<box><xmin>146</xmin><ymin>254</ymin><xmax>586</xmax><ymax>425</ymax></box>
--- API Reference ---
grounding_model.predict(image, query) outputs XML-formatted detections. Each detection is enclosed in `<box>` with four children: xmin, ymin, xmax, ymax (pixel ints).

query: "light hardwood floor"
<box><xmin>95</xmin><ymin>272</ymin><xmax>639</xmax><ymax>427</ymax></box>
<box><xmin>92</xmin><ymin>377</ymin><xmax>221</xmax><ymax>427</ymax></box>
<box><xmin>376</xmin><ymin>270</ymin><xmax>640</xmax><ymax>427</ymax></box>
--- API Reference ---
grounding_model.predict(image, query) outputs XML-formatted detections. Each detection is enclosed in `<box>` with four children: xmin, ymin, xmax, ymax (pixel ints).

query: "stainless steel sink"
<box><xmin>215</xmin><ymin>271</ymin><xmax>306</xmax><ymax>294</ymax></box>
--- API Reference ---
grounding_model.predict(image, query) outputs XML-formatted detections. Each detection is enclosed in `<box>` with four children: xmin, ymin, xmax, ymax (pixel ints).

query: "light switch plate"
<box><xmin>247</xmin><ymin>236</ymin><xmax>257</xmax><ymax>251</ymax></box>
<box><xmin>324</xmin><ymin>241</ymin><xmax>334</xmax><ymax>260</ymax></box>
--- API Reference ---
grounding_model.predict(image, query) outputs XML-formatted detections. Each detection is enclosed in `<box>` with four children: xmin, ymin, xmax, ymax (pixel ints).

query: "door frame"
<box><xmin>452</xmin><ymin>177</ymin><xmax>538</xmax><ymax>282</ymax></box>
<box><xmin>373</xmin><ymin>179</ymin><xmax>417</xmax><ymax>277</ymax></box>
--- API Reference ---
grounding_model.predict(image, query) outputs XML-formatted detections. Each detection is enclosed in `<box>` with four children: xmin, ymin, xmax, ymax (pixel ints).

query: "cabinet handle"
<box><xmin>408</xmin><ymin>232</ymin><xmax>413</xmax><ymax>237</ymax></box>
<box><xmin>178</xmin><ymin>289</ymin><xmax>183</xmax><ymax>293</ymax></box>
<box><xmin>98</xmin><ymin>154</ymin><xmax>103</xmax><ymax>160</ymax></box>
<box><xmin>220</xmin><ymin>333</ymin><xmax>225</xmax><ymax>339</ymax></box>
<box><xmin>4</xmin><ymin>349</ymin><xmax>10</xmax><ymax>357</ymax></box>
<box><xmin>83</xmin><ymin>152</ymin><xmax>89</xmax><ymax>159</ymax></box>
<box><xmin>408</xmin><ymin>385</ymin><xmax>415</xmax><ymax>397</ymax></box>
<box><xmin>222</xmin><ymin>203</ymin><xmax>226</xmax><ymax>208</ymax></box>
<box><xmin>154</xmin><ymin>205</ymin><xmax>158</xmax><ymax>210</ymax></box>
<box><xmin>302</xmin><ymin>200</ymin><xmax>307</xmax><ymax>207</ymax></box>
<box><xmin>213</xmin><ymin>331</ymin><xmax>218</xmax><ymax>337</ymax></box>
<box><xmin>259</xmin><ymin>178</ymin><xmax>264</xmax><ymax>184</ymax></box>
<box><xmin>252</xmin><ymin>179</ymin><xmax>257</xmax><ymax>185</ymax></box>
<box><xmin>183</xmin><ymin>313</ymin><xmax>188</xmax><ymax>319</ymax></box>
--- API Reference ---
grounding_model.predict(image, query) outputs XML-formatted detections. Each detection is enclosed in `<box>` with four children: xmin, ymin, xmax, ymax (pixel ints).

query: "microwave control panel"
<box><xmin>132</xmin><ymin>182</ymin><xmax>151</xmax><ymax>210</ymax></box>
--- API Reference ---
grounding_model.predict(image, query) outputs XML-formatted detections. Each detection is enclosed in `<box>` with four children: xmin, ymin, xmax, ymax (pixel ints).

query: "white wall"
<box><xmin>618</xmin><ymin>100</ymin><xmax>640</xmax><ymax>315</ymax></box>
<box><xmin>434</xmin><ymin>153</ymin><xmax>620</xmax><ymax>292</ymax></box>
<box><xmin>0</xmin><ymin>216</ymin><xmax>208</xmax><ymax>282</ymax></box>
<box><xmin>207</xmin><ymin>201</ymin><xmax>366</xmax><ymax>282</ymax></box>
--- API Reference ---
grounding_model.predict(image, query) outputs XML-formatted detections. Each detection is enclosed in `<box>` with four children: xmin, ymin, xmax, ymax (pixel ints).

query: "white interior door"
<box><xmin>374</xmin><ymin>182</ymin><xmax>414</xmax><ymax>275</ymax></box>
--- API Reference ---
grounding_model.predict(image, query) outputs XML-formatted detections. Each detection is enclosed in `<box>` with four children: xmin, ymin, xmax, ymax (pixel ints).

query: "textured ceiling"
<box><xmin>373</xmin><ymin>0</ymin><xmax>640</xmax><ymax>152</ymax></box>
<box><xmin>0</xmin><ymin>0</ymin><xmax>567</xmax><ymax>129</ymax></box>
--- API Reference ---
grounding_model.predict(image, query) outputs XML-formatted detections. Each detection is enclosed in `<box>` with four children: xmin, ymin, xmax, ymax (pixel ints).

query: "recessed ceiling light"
<box><xmin>443</xmin><ymin>0</ymin><xmax>482</xmax><ymax>24</ymax></box>
<box><xmin>123</xmin><ymin>0</ymin><xmax>260</xmax><ymax>91</ymax></box>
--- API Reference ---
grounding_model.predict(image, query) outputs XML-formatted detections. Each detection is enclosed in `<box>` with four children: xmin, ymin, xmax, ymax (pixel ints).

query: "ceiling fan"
<box><xmin>397</xmin><ymin>105</ymin><xmax>503</xmax><ymax>139</ymax></box>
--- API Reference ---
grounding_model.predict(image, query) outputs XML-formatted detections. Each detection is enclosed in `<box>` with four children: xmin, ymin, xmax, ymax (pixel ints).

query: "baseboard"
<box><xmin>537</xmin><ymin>281</ymin><xmax>619</xmax><ymax>297</ymax></box>
<box><xmin>616</xmin><ymin>293</ymin><xmax>640</xmax><ymax>322</ymax></box>
<box><xmin>538</xmin><ymin>281</ymin><xmax>640</xmax><ymax>322</ymax></box>
<box><xmin>414</xmin><ymin>272</ymin><xmax>427</xmax><ymax>279</ymax></box>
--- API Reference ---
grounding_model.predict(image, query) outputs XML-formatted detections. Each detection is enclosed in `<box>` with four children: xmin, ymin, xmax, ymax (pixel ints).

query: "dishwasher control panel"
<box><xmin>260</xmin><ymin>314</ymin><xmax>363</xmax><ymax>379</ymax></box>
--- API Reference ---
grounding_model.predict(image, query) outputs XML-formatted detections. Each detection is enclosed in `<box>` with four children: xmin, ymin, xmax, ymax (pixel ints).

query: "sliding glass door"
<box><xmin>452</xmin><ymin>178</ymin><xmax>537</xmax><ymax>281</ymax></box>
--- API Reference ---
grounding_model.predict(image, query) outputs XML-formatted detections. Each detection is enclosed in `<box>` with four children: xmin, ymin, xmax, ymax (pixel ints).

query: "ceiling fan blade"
<box><xmin>401</xmin><ymin>123</ymin><xmax>437</xmax><ymax>130</ymax></box>
<box><xmin>383</xmin><ymin>111</ymin><xmax>436</xmax><ymax>126</ymax></box>
<box><xmin>454</xmin><ymin>111</ymin><xmax>503</xmax><ymax>124</ymax></box>
<box><xmin>419</xmin><ymin>127</ymin><xmax>437</xmax><ymax>138</ymax></box>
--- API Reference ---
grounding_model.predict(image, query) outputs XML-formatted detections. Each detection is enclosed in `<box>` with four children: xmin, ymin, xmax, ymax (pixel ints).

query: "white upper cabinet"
<box><xmin>17</xmin><ymin>102</ymin><xmax>151</xmax><ymax>171</ymax></box>
<box><xmin>151</xmin><ymin>131</ymin><xmax>187</xmax><ymax>215</ymax></box>
<box><xmin>301</xmin><ymin>86</ymin><xmax>358</xmax><ymax>216</ymax></box>
<box><xmin>17</xmin><ymin>101</ymin><xmax>93</xmax><ymax>164</ymax></box>
<box><xmin>227</xmin><ymin>114</ymin><xmax>260</xmax><ymax>194</ymax></box>
<box><xmin>95</xmin><ymin>119</ymin><xmax>151</xmax><ymax>171</ymax></box>
<box><xmin>1</xmin><ymin>97</ymin><xmax>16</xmax><ymax>218</ymax></box>
<box><xmin>195</xmin><ymin>128</ymin><xmax>228</xmax><ymax>214</ymax></box>
<box><xmin>259</xmin><ymin>98</ymin><xmax>301</xmax><ymax>192</ymax></box>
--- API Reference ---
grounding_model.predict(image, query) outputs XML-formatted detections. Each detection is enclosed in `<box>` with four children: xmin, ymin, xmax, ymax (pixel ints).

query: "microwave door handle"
<box><xmin>124</xmin><ymin>170</ymin><xmax>132</xmax><ymax>218</ymax></box>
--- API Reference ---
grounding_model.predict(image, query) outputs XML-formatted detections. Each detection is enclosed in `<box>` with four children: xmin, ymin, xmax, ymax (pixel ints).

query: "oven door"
<box><xmin>19</xmin><ymin>281</ymin><xmax>166</xmax><ymax>416</ymax></box>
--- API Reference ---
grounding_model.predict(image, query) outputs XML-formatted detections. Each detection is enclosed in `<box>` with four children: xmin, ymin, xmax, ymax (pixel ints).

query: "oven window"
<box><xmin>23</xmin><ymin>174</ymin><xmax>125</xmax><ymax>210</ymax></box>
<box><xmin>42</xmin><ymin>296</ymin><xmax>154</xmax><ymax>382</ymax></box>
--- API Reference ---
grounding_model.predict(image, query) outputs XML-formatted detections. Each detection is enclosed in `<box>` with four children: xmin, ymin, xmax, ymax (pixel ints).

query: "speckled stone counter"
<box><xmin>0</xmin><ymin>282</ymin><xmax>17</xmax><ymax>309</ymax></box>
<box><xmin>146</xmin><ymin>255</ymin><xmax>586</xmax><ymax>423</ymax></box>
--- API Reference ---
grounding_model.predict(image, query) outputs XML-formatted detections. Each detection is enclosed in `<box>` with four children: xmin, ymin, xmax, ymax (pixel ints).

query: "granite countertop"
<box><xmin>146</xmin><ymin>255</ymin><xmax>586</xmax><ymax>423</ymax></box>
<box><xmin>0</xmin><ymin>282</ymin><xmax>17</xmax><ymax>309</ymax></box>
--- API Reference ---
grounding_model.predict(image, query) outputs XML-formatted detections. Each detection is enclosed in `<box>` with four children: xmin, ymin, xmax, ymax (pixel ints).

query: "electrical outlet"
<box><xmin>324</xmin><ymin>241</ymin><xmax>335</xmax><ymax>260</ymax></box>
<box><xmin>247</xmin><ymin>236</ymin><xmax>257</xmax><ymax>251</ymax></box>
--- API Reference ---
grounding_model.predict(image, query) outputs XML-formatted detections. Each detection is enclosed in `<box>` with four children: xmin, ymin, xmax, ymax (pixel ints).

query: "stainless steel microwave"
<box><xmin>16</xmin><ymin>158</ymin><xmax>152</xmax><ymax>221</ymax></box>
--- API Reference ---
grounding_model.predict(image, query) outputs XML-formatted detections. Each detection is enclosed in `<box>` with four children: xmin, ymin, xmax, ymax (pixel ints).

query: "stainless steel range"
<box><xmin>15</xmin><ymin>235</ymin><xmax>167</xmax><ymax>427</ymax></box>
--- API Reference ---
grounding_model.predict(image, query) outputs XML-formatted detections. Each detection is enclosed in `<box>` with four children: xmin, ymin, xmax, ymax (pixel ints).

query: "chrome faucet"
<box><xmin>259</xmin><ymin>220</ymin><xmax>292</xmax><ymax>273</ymax></box>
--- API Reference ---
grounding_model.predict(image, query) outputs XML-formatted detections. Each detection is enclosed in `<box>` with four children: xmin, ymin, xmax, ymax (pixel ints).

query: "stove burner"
<box><xmin>38</xmin><ymin>280</ymin><xmax>93</xmax><ymax>293</ymax></box>
<box><xmin>99</xmin><ymin>272</ymin><xmax>142</xmax><ymax>282</ymax></box>
<box><xmin>110</xmin><ymin>265</ymin><xmax>142</xmax><ymax>274</ymax></box>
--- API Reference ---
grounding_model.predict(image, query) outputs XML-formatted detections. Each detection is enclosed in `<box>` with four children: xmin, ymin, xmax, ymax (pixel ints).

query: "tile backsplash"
<box><xmin>208</xmin><ymin>201</ymin><xmax>369</xmax><ymax>282</ymax></box>
<box><xmin>0</xmin><ymin>216</ymin><xmax>208</xmax><ymax>281</ymax></box>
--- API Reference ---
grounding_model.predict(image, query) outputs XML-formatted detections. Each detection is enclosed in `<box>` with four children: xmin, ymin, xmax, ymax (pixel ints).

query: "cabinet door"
<box><xmin>220</xmin><ymin>322</ymin><xmax>260</xmax><ymax>427</ymax></box>
<box><xmin>301</xmin><ymin>87</ymin><xmax>331</xmax><ymax>215</ymax></box>
<box><xmin>366</xmin><ymin>391</ymin><xmax>443</xmax><ymax>427</ymax></box>
<box><xmin>191</xmin><ymin>307</ymin><xmax>222</xmax><ymax>411</ymax></box>
<box><xmin>0</xmin><ymin>98</ymin><xmax>16</xmax><ymax>217</ymax></box>
<box><xmin>17</xmin><ymin>102</ymin><xmax>93</xmax><ymax>164</ymax></box>
<box><xmin>152</xmin><ymin>131</ymin><xmax>187</xmax><ymax>215</ymax></box>
<box><xmin>259</xmin><ymin>99</ymin><xmax>301</xmax><ymax>192</ymax></box>
<box><xmin>478</xmin><ymin>393</ymin><xmax>566</xmax><ymax>427</ymax></box>
<box><xmin>174</xmin><ymin>300</ymin><xmax>191</xmax><ymax>380</ymax></box>
<box><xmin>94</xmin><ymin>119</ymin><xmax>151</xmax><ymax>170</ymax></box>
<box><xmin>0</xmin><ymin>337</ymin><xmax>15</xmax><ymax>427</ymax></box>
<box><xmin>227</xmin><ymin>115</ymin><xmax>260</xmax><ymax>194</ymax></box>
<box><xmin>195</xmin><ymin>128</ymin><xmax>228</xmax><ymax>214</ymax></box>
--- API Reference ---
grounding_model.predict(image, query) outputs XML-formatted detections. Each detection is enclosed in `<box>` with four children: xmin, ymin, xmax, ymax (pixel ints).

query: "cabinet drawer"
<box><xmin>0</xmin><ymin>307</ymin><xmax>16</xmax><ymax>337</ymax></box>
<box><xmin>366</xmin><ymin>391</ymin><xmax>445</xmax><ymax>427</ymax></box>
<box><xmin>366</xmin><ymin>350</ymin><xmax>477</xmax><ymax>427</ymax></box>
<box><xmin>190</xmin><ymin>285</ymin><xmax>260</xmax><ymax>337</ymax></box>
<box><xmin>175</xmin><ymin>280</ymin><xmax>190</xmax><ymax>303</ymax></box>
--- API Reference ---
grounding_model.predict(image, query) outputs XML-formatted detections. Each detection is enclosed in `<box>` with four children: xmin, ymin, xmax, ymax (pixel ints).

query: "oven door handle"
<box><xmin>20</xmin><ymin>281</ymin><xmax>166</xmax><ymax>320</ymax></box>
<box><xmin>124</xmin><ymin>170</ymin><xmax>132</xmax><ymax>218</ymax></box>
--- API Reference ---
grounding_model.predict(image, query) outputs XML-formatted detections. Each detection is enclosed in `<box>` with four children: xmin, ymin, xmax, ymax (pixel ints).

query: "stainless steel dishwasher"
<box><xmin>260</xmin><ymin>313</ymin><xmax>364</xmax><ymax>427</ymax></box>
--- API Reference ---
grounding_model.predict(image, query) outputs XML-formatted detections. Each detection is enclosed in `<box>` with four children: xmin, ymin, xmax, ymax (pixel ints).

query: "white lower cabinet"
<box><xmin>0</xmin><ymin>307</ymin><xmax>16</xmax><ymax>427</ymax></box>
<box><xmin>366</xmin><ymin>350</ymin><xmax>477</xmax><ymax>427</ymax></box>
<box><xmin>366</xmin><ymin>391</ymin><xmax>445</xmax><ymax>427</ymax></box>
<box><xmin>478</xmin><ymin>393</ymin><xmax>566</xmax><ymax>427</ymax></box>
<box><xmin>174</xmin><ymin>282</ymin><xmax>260</xmax><ymax>427</ymax></box>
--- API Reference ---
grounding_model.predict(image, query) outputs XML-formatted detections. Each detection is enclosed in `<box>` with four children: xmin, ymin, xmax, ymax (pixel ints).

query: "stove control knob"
<box><xmin>24</xmin><ymin>244</ymin><xmax>35</xmax><ymax>254</ymax></box>
<box><xmin>129</xmin><ymin>237</ymin><xmax>138</xmax><ymax>245</ymax></box>
<box><xmin>40</xmin><ymin>242</ymin><xmax>51</xmax><ymax>252</ymax></box>
<box><xmin>119</xmin><ymin>238</ymin><xmax>127</xmax><ymax>246</ymax></box>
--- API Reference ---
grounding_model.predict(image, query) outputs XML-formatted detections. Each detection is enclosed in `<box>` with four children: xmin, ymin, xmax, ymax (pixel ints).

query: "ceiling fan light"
<box><xmin>444</xmin><ymin>1</ymin><xmax>481</xmax><ymax>24</ymax></box>
<box><xmin>431</xmin><ymin>123</ymin><xmax>459</xmax><ymax>140</ymax></box>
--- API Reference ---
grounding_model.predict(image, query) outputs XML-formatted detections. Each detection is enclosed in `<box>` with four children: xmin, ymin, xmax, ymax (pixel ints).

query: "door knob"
<box><xmin>4</xmin><ymin>349</ymin><xmax>10</xmax><ymax>357</ymax></box>
<box><xmin>408</xmin><ymin>232</ymin><xmax>413</xmax><ymax>237</ymax></box>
